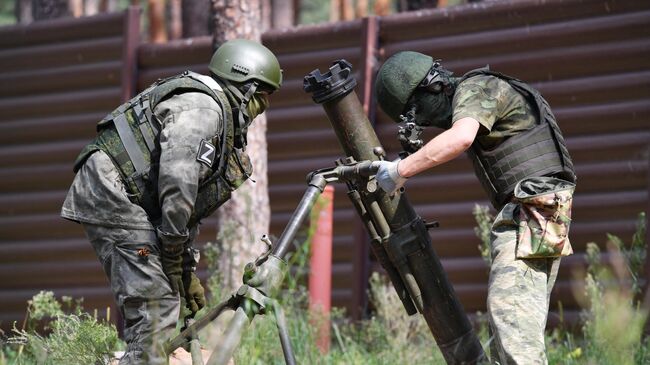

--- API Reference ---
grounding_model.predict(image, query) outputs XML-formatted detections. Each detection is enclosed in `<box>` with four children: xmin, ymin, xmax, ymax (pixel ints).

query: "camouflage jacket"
<box><xmin>61</xmin><ymin>91</ymin><xmax>225</xmax><ymax>247</ymax></box>
<box><xmin>452</xmin><ymin>74</ymin><xmax>537</xmax><ymax>150</ymax></box>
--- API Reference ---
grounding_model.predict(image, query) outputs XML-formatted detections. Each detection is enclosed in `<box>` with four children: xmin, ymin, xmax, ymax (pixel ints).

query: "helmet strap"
<box><xmin>223</xmin><ymin>81</ymin><xmax>259</xmax><ymax>150</ymax></box>
<box><xmin>418</xmin><ymin>60</ymin><xmax>457</xmax><ymax>96</ymax></box>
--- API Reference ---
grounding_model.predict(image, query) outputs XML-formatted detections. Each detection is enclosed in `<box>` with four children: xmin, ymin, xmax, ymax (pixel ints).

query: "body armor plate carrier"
<box><xmin>460</xmin><ymin>68</ymin><xmax>577</xmax><ymax>209</ymax></box>
<box><xmin>73</xmin><ymin>71</ymin><xmax>251</xmax><ymax>227</ymax></box>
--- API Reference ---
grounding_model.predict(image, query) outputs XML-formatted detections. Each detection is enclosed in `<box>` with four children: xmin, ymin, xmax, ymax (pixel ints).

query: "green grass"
<box><xmin>1</xmin><ymin>292</ymin><xmax>121</xmax><ymax>365</ymax></box>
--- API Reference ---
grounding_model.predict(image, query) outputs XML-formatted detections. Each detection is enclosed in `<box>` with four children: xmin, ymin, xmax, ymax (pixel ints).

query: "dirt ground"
<box><xmin>110</xmin><ymin>348</ymin><xmax>227</xmax><ymax>365</ymax></box>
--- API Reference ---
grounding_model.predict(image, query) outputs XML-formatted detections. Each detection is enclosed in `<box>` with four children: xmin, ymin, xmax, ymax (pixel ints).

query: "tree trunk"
<box><xmin>69</xmin><ymin>0</ymin><xmax>82</xmax><ymax>17</ymax></box>
<box><xmin>32</xmin><ymin>0</ymin><xmax>70</xmax><ymax>20</ymax></box>
<box><xmin>329</xmin><ymin>0</ymin><xmax>339</xmax><ymax>22</ymax></box>
<box><xmin>168</xmin><ymin>0</ymin><xmax>182</xmax><ymax>40</ymax></box>
<box><xmin>341</xmin><ymin>0</ymin><xmax>353</xmax><ymax>20</ymax></box>
<box><xmin>271</xmin><ymin>0</ymin><xmax>293</xmax><ymax>28</ymax></box>
<box><xmin>330</xmin><ymin>0</ymin><xmax>353</xmax><ymax>21</ymax></box>
<box><xmin>211</xmin><ymin>0</ymin><xmax>271</xmax><ymax>292</ymax></box>
<box><xmin>355</xmin><ymin>0</ymin><xmax>367</xmax><ymax>18</ymax></box>
<box><xmin>148</xmin><ymin>0</ymin><xmax>167</xmax><ymax>43</ymax></box>
<box><xmin>16</xmin><ymin>0</ymin><xmax>33</xmax><ymax>23</ymax></box>
<box><xmin>373</xmin><ymin>0</ymin><xmax>391</xmax><ymax>16</ymax></box>
<box><xmin>84</xmin><ymin>0</ymin><xmax>100</xmax><ymax>15</ymax></box>
<box><xmin>261</xmin><ymin>0</ymin><xmax>271</xmax><ymax>32</ymax></box>
<box><xmin>99</xmin><ymin>0</ymin><xmax>117</xmax><ymax>12</ymax></box>
<box><xmin>182</xmin><ymin>0</ymin><xmax>211</xmax><ymax>38</ymax></box>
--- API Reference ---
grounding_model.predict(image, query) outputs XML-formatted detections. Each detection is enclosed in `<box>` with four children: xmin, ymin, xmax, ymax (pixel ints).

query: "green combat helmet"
<box><xmin>209</xmin><ymin>39</ymin><xmax>282</xmax><ymax>92</ymax></box>
<box><xmin>374</xmin><ymin>51</ymin><xmax>433</xmax><ymax>121</ymax></box>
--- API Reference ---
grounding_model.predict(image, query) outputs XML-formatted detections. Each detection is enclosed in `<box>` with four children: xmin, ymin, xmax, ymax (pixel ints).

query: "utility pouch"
<box><xmin>225</xmin><ymin>148</ymin><xmax>253</xmax><ymax>189</ymax></box>
<box><xmin>514</xmin><ymin>177</ymin><xmax>575</xmax><ymax>259</ymax></box>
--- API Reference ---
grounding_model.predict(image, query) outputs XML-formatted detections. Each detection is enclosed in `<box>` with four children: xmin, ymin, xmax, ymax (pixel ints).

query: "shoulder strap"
<box><xmin>183</xmin><ymin>71</ymin><xmax>234</xmax><ymax>176</ymax></box>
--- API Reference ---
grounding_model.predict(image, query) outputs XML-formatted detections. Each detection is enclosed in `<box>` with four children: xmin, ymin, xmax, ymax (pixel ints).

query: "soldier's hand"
<box><xmin>182</xmin><ymin>272</ymin><xmax>206</xmax><ymax>315</ymax></box>
<box><xmin>161</xmin><ymin>248</ymin><xmax>184</xmax><ymax>297</ymax></box>
<box><xmin>373</xmin><ymin>159</ymin><xmax>408</xmax><ymax>195</ymax></box>
<box><xmin>244</xmin><ymin>255</ymin><xmax>287</xmax><ymax>297</ymax></box>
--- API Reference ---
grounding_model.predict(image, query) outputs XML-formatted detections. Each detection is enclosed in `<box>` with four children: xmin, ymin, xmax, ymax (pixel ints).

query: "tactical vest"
<box><xmin>73</xmin><ymin>71</ymin><xmax>252</xmax><ymax>227</ymax></box>
<box><xmin>460</xmin><ymin>68</ymin><xmax>576</xmax><ymax>209</ymax></box>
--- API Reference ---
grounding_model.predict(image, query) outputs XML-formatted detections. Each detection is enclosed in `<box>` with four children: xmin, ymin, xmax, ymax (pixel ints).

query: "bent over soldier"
<box><xmin>61</xmin><ymin>39</ymin><xmax>282</xmax><ymax>365</ymax></box>
<box><xmin>373</xmin><ymin>52</ymin><xmax>576</xmax><ymax>364</ymax></box>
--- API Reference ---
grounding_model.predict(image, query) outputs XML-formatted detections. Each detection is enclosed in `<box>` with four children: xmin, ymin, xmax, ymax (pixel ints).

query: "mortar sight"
<box><xmin>303</xmin><ymin>59</ymin><xmax>357</xmax><ymax>104</ymax></box>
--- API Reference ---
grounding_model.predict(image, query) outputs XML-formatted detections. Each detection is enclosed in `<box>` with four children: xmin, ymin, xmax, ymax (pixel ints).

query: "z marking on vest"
<box><xmin>197</xmin><ymin>140</ymin><xmax>216</xmax><ymax>167</ymax></box>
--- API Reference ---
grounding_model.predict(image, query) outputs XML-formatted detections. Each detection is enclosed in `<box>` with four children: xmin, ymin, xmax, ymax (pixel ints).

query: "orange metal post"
<box><xmin>308</xmin><ymin>185</ymin><xmax>334</xmax><ymax>353</ymax></box>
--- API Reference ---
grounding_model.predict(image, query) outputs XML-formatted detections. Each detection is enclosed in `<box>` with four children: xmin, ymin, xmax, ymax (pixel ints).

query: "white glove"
<box><xmin>373</xmin><ymin>159</ymin><xmax>408</xmax><ymax>195</ymax></box>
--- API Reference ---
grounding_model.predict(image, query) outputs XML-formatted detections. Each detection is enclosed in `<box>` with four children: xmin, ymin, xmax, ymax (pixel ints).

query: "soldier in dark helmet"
<box><xmin>61</xmin><ymin>39</ymin><xmax>282</xmax><ymax>364</ymax></box>
<box><xmin>373</xmin><ymin>51</ymin><xmax>576</xmax><ymax>364</ymax></box>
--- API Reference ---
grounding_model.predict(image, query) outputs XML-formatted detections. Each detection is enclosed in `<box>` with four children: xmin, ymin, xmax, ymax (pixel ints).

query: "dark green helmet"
<box><xmin>209</xmin><ymin>39</ymin><xmax>283</xmax><ymax>92</ymax></box>
<box><xmin>374</xmin><ymin>51</ymin><xmax>433</xmax><ymax>121</ymax></box>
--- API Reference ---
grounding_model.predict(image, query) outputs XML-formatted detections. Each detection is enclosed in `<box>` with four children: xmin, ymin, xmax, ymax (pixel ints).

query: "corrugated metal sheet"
<box><xmin>0</xmin><ymin>11</ymin><xmax>133</xmax><ymax>329</ymax></box>
<box><xmin>0</xmin><ymin>0</ymin><xmax>648</xmax><ymax>331</ymax></box>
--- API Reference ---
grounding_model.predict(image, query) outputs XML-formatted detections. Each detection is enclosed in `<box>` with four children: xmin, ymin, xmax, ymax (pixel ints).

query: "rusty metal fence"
<box><xmin>0</xmin><ymin>9</ymin><xmax>140</xmax><ymax>327</ymax></box>
<box><xmin>0</xmin><ymin>0</ymin><xmax>648</xmax><ymax>330</ymax></box>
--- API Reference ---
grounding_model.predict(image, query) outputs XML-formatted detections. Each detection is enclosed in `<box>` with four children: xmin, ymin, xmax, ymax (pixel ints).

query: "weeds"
<box><xmin>1</xmin><ymin>291</ymin><xmax>121</xmax><ymax>365</ymax></box>
<box><xmin>472</xmin><ymin>204</ymin><xmax>493</xmax><ymax>267</ymax></box>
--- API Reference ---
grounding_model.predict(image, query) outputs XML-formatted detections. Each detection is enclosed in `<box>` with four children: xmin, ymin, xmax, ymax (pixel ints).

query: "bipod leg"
<box><xmin>206</xmin><ymin>305</ymin><xmax>254</xmax><ymax>365</ymax></box>
<box><xmin>184</xmin><ymin>317</ymin><xmax>204</xmax><ymax>365</ymax></box>
<box><xmin>270</xmin><ymin>300</ymin><xmax>297</xmax><ymax>365</ymax></box>
<box><xmin>165</xmin><ymin>296</ymin><xmax>238</xmax><ymax>356</ymax></box>
<box><xmin>206</xmin><ymin>285</ymin><xmax>268</xmax><ymax>365</ymax></box>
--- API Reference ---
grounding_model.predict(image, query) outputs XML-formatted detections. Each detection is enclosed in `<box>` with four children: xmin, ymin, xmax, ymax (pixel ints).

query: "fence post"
<box><xmin>309</xmin><ymin>185</ymin><xmax>334</xmax><ymax>353</ymax></box>
<box><xmin>121</xmin><ymin>6</ymin><xmax>140</xmax><ymax>101</ymax></box>
<box><xmin>640</xmin><ymin>139</ymin><xmax>650</xmax><ymax>336</ymax></box>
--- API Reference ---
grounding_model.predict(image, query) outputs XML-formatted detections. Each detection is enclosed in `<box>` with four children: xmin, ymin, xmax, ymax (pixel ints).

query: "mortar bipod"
<box><xmin>165</xmin><ymin>158</ymin><xmax>390</xmax><ymax>365</ymax></box>
<box><xmin>164</xmin><ymin>239</ymin><xmax>298</xmax><ymax>365</ymax></box>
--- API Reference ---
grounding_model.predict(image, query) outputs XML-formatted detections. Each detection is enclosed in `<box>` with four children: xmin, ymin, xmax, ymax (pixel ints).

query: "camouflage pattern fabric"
<box><xmin>83</xmin><ymin>224</ymin><xmax>179</xmax><ymax>365</ymax></box>
<box><xmin>514</xmin><ymin>177</ymin><xmax>575</xmax><ymax>259</ymax></box>
<box><xmin>487</xmin><ymin>177</ymin><xmax>572</xmax><ymax>364</ymax></box>
<box><xmin>62</xmin><ymin>91</ymin><xmax>222</xmax><ymax>243</ymax></box>
<box><xmin>61</xmin><ymin>150</ymin><xmax>152</xmax><ymax>229</ymax></box>
<box><xmin>452</xmin><ymin>75</ymin><xmax>537</xmax><ymax>150</ymax></box>
<box><xmin>61</xmin><ymin>89</ymin><xmax>224</xmax><ymax>364</ymax></box>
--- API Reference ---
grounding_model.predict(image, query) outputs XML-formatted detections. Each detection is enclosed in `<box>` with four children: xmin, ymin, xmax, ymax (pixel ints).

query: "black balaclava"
<box><xmin>406</xmin><ymin>61</ymin><xmax>459</xmax><ymax>130</ymax></box>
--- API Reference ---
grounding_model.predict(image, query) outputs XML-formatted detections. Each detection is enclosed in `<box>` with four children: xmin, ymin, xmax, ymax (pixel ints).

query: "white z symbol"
<box><xmin>198</xmin><ymin>141</ymin><xmax>215</xmax><ymax>166</ymax></box>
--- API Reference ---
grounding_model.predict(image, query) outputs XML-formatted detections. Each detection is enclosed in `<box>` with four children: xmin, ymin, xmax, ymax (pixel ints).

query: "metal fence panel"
<box><xmin>0</xmin><ymin>11</ymin><xmax>132</xmax><ymax>329</ymax></box>
<box><xmin>0</xmin><ymin>0</ymin><xmax>648</xmax><ymax>332</ymax></box>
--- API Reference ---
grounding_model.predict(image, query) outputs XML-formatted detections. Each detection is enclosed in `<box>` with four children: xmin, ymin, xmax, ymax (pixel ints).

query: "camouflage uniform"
<box><xmin>453</xmin><ymin>75</ymin><xmax>575</xmax><ymax>364</ymax></box>
<box><xmin>61</xmin><ymin>91</ymin><xmax>222</xmax><ymax>365</ymax></box>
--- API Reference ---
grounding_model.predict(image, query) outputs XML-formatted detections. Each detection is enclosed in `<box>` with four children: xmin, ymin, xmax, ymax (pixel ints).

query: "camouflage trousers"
<box><xmin>83</xmin><ymin>224</ymin><xmax>180</xmax><ymax>365</ymax></box>
<box><xmin>487</xmin><ymin>177</ymin><xmax>574</xmax><ymax>364</ymax></box>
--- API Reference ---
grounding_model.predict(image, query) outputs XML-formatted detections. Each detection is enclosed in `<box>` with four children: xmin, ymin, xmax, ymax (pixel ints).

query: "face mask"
<box><xmin>246</xmin><ymin>92</ymin><xmax>269</xmax><ymax>121</ymax></box>
<box><xmin>409</xmin><ymin>89</ymin><xmax>453</xmax><ymax>129</ymax></box>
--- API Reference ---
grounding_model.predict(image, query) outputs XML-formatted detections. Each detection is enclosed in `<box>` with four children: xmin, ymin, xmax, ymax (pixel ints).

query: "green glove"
<box><xmin>158</xmin><ymin>228</ymin><xmax>187</xmax><ymax>297</ymax></box>
<box><xmin>162</xmin><ymin>251</ymin><xmax>184</xmax><ymax>297</ymax></box>
<box><xmin>182</xmin><ymin>272</ymin><xmax>206</xmax><ymax>315</ymax></box>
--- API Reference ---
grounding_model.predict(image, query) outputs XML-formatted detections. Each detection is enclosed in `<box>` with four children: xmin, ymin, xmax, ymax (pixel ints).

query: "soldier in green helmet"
<box><xmin>61</xmin><ymin>39</ymin><xmax>282</xmax><ymax>365</ymax></box>
<box><xmin>374</xmin><ymin>51</ymin><xmax>576</xmax><ymax>364</ymax></box>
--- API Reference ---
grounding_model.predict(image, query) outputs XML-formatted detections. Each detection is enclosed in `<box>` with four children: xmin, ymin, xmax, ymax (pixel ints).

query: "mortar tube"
<box><xmin>303</xmin><ymin>60</ymin><xmax>485</xmax><ymax>364</ymax></box>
